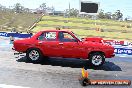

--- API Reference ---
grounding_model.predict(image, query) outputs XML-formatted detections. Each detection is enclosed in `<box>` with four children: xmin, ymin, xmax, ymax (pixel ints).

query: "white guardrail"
<box><xmin>104</xmin><ymin>40</ymin><xmax>132</xmax><ymax>57</ymax></box>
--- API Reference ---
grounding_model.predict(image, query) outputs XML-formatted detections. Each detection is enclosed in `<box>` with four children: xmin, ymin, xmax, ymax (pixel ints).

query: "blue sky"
<box><xmin>0</xmin><ymin>0</ymin><xmax>132</xmax><ymax>17</ymax></box>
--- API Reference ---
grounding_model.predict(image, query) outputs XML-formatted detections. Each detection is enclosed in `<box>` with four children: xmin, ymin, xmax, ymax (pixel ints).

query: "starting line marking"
<box><xmin>0</xmin><ymin>84</ymin><xmax>30</xmax><ymax>88</ymax></box>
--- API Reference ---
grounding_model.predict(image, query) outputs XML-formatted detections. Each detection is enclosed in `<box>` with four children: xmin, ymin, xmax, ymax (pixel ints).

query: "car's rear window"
<box><xmin>38</xmin><ymin>32</ymin><xmax>57</xmax><ymax>41</ymax></box>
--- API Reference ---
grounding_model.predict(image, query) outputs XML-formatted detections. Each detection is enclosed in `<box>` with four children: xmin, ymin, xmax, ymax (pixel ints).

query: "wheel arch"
<box><xmin>26</xmin><ymin>47</ymin><xmax>43</xmax><ymax>55</ymax></box>
<box><xmin>88</xmin><ymin>51</ymin><xmax>105</xmax><ymax>59</ymax></box>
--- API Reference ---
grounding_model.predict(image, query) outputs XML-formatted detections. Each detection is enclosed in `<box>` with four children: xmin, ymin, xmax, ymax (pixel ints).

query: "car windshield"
<box><xmin>71</xmin><ymin>31</ymin><xmax>82</xmax><ymax>41</ymax></box>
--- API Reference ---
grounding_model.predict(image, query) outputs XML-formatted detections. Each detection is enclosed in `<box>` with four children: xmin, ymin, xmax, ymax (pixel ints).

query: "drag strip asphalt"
<box><xmin>0</xmin><ymin>50</ymin><xmax>131</xmax><ymax>88</ymax></box>
<box><xmin>0</xmin><ymin>38</ymin><xmax>131</xmax><ymax>88</ymax></box>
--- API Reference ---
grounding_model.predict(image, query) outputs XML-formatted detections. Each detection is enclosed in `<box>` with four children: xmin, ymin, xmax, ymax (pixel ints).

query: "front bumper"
<box><xmin>106</xmin><ymin>53</ymin><xmax>115</xmax><ymax>58</ymax></box>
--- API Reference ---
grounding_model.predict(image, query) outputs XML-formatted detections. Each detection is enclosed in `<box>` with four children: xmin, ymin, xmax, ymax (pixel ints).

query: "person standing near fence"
<box><xmin>56</xmin><ymin>27</ymin><xmax>61</xmax><ymax>30</ymax></box>
<box><xmin>10</xmin><ymin>36</ymin><xmax>14</xmax><ymax>44</ymax></box>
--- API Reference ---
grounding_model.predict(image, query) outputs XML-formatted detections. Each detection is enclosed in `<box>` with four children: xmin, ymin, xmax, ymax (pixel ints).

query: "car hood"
<box><xmin>82</xmin><ymin>40</ymin><xmax>113</xmax><ymax>49</ymax></box>
<box><xmin>83</xmin><ymin>37</ymin><xmax>103</xmax><ymax>43</ymax></box>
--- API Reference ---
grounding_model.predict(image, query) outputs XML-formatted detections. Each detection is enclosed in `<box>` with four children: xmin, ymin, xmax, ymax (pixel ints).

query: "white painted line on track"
<box><xmin>0</xmin><ymin>84</ymin><xmax>30</xmax><ymax>88</ymax></box>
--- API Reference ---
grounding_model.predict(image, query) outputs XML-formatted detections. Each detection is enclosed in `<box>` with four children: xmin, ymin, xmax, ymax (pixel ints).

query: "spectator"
<box><xmin>11</xmin><ymin>28</ymin><xmax>16</xmax><ymax>32</ymax></box>
<box><xmin>56</xmin><ymin>27</ymin><xmax>61</xmax><ymax>30</ymax></box>
<box><xmin>10</xmin><ymin>36</ymin><xmax>14</xmax><ymax>44</ymax></box>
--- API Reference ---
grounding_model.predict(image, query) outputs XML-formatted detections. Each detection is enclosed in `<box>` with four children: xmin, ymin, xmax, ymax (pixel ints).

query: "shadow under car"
<box><xmin>16</xmin><ymin>56</ymin><xmax>122</xmax><ymax>71</ymax></box>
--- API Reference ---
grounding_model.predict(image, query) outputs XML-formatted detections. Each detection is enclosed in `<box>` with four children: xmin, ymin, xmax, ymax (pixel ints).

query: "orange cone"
<box><xmin>81</xmin><ymin>67</ymin><xmax>89</xmax><ymax>78</ymax></box>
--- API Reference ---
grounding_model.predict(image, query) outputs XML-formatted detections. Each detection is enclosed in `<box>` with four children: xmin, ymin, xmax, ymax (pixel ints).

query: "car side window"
<box><xmin>38</xmin><ymin>33</ymin><xmax>45</xmax><ymax>41</ymax></box>
<box><xmin>58</xmin><ymin>32</ymin><xmax>77</xmax><ymax>42</ymax></box>
<box><xmin>38</xmin><ymin>32</ymin><xmax>57</xmax><ymax>41</ymax></box>
<box><xmin>45</xmin><ymin>32</ymin><xmax>56</xmax><ymax>41</ymax></box>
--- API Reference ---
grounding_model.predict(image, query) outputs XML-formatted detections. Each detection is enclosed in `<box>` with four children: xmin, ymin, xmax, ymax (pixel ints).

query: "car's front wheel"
<box><xmin>89</xmin><ymin>53</ymin><xmax>105</xmax><ymax>67</ymax></box>
<box><xmin>26</xmin><ymin>48</ymin><xmax>43</xmax><ymax>62</ymax></box>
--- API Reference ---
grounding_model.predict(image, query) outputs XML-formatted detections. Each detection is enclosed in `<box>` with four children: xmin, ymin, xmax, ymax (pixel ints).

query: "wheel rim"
<box><xmin>29</xmin><ymin>50</ymin><xmax>39</xmax><ymax>61</ymax></box>
<box><xmin>92</xmin><ymin>55</ymin><xmax>102</xmax><ymax>66</ymax></box>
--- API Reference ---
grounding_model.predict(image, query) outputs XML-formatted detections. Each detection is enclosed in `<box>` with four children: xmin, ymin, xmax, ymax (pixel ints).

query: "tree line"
<box><xmin>0</xmin><ymin>3</ymin><xmax>124</xmax><ymax>20</ymax></box>
<box><xmin>98</xmin><ymin>9</ymin><xmax>123</xmax><ymax>20</ymax></box>
<box><xmin>0</xmin><ymin>3</ymin><xmax>54</xmax><ymax>13</ymax></box>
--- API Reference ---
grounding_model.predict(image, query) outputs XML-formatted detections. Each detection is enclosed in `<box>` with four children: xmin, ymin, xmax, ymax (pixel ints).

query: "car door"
<box><xmin>37</xmin><ymin>31</ymin><xmax>62</xmax><ymax>57</ymax></box>
<box><xmin>58</xmin><ymin>31</ymin><xmax>86</xmax><ymax>58</ymax></box>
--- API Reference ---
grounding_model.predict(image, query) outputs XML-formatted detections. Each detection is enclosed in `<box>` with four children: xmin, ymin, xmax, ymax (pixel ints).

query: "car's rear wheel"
<box><xmin>26</xmin><ymin>48</ymin><xmax>43</xmax><ymax>62</ymax></box>
<box><xmin>89</xmin><ymin>53</ymin><xmax>105</xmax><ymax>67</ymax></box>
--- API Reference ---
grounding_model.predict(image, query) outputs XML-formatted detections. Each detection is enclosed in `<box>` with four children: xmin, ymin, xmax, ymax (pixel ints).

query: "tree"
<box><xmin>112</xmin><ymin>13</ymin><xmax>116</xmax><ymax>20</ymax></box>
<box><xmin>39</xmin><ymin>3</ymin><xmax>47</xmax><ymax>13</ymax></box>
<box><xmin>104</xmin><ymin>12</ymin><xmax>112</xmax><ymax>19</ymax></box>
<box><xmin>13</xmin><ymin>3</ymin><xmax>24</xmax><ymax>13</ymax></box>
<box><xmin>23</xmin><ymin>8</ymin><xmax>30</xmax><ymax>13</ymax></box>
<box><xmin>98</xmin><ymin>9</ymin><xmax>105</xmax><ymax>19</ymax></box>
<box><xmin>51</xmin><ymin>6</ymin><xmax>55</xmax><ymax>15</ymax></box>
<box><xmin>98</xmin><ymin>9</ymin><xmax>123</xmax><ymax>20</ymax></box>
<box><xmin>114</xmin><ymin>10</ymin><xmax>123</xmax><ymax>20</ymax></box>
<box><xmin>65</xmin><ymin>8</ymin><xmax>79</xmax><ymax>17</ymax></box>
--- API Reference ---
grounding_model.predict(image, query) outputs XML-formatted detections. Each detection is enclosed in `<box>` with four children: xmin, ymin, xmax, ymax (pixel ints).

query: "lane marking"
<box><xmin>0</xmin><ymin>84</ymin><xmax>30</xmax><ymax>88</ymax></box>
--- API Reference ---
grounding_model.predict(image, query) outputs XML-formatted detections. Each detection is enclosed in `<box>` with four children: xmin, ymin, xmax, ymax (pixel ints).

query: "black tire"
<box><xmin>44</xmin><ymin>56</ymin><xmax>49</xmax><ymax>59</ymax></box>
<box><xmin>89</xmin><ymin>53</ymin><xmax>105</xmax><ymax>67</ymax></box>
<box><xmin>26</xmin><ymin>48</ymin><xmax>43</xmax><ymax>62</ymax></box>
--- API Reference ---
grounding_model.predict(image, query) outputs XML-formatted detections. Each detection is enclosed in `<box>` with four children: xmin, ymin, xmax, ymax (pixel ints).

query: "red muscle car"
<box><xmin>13</xmin><ymin>30</ymin><xmax>115</xmax><ymax>67</ymax></box>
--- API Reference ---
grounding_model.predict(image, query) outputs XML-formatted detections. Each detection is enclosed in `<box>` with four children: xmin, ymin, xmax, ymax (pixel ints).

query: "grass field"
<box><xmin>0</xmin><ymin>11</ymin><xmax>42</xmax><ymax>32</ymax></box>
<box><xmin>0</xmin><ymin>12</ymin><xmax>131</xmax><ymax>41</ymax></box>
<box><xmin>40</xmin><ymin>16</ymin><xmax>132</xmax><ymax>28</ymax></box>
<box><xmin>32</xmin><ymin>16</ymin><xmax>132</xmax><ymax>42</ymax></box>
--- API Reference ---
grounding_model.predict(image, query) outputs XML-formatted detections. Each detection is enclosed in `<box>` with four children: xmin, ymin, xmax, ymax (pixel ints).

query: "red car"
<box><xmin>13</xmin><ymin>30</ymin><xmax>115</xmax><ymax>67</ymax></box>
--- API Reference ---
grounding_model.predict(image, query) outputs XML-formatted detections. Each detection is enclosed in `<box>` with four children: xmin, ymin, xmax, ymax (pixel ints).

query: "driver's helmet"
<box><xmin>59</xmin><ymin>32</ymin><xmax>64</xmax><ymax>39</ymax></box>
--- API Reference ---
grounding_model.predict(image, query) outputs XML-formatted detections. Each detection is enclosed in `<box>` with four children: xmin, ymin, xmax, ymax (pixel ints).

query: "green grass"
<box><xmin>32</xmin><ymin>27</ymin><xmax>132</xmax><ymax>41</ymax></box>
<box><xmin>32</xmin><ymin>15</ymin><xmax>132</xmax><ymax>42</ymax></box>
<box><xmin>2</xmin><ymin>12</ymin><xmax>131</xmax><ymax>42</ymax></box>
<box><xmin>41</xmin><ymin>16</ymin><xmax>131</xmax><ymax>26</ymax></box>
<box><xmin>37</xmin><ymin>20</ymin><xmax>132</xmax><ymax>32</ymax></box>
<box><xmin>40</xmin><ymin>16</ymin><xmax>132</xmax><ymax>33</ymax></box>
